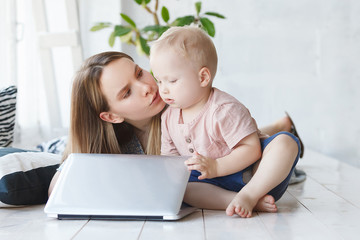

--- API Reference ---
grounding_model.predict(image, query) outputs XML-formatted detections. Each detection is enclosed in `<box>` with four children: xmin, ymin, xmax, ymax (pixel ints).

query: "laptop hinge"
<box><xmin>58</xmin><ymin>214</ymin><xmax>164</xmax><ymax>221</ymax></box>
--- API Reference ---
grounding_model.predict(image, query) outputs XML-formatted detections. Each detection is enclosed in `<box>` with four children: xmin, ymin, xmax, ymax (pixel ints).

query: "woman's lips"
<box><xmin>150</xmin><ymin>92</ymin><xmax>161</xmax><ymax>105</ymax></box>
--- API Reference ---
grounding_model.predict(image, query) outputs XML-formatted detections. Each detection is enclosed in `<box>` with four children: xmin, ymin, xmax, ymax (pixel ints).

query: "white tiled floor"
<box><xmin>1</xmin><ymin>149</ymin><xmax>359</xmax><ymax>240</ymax></box>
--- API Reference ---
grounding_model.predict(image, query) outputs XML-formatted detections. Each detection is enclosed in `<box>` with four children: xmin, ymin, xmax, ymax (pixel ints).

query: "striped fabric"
<box><xmin>0</xmin><ymin>86</ymin><xmax>17</xmax><ymax>147</ymax></box>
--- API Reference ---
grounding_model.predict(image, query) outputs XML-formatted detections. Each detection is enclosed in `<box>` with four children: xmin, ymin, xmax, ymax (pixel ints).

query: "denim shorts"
<box><xmin>188</xmin><ymin>131</ymin><xmax>301</xmax><ymax>201</ymax></box>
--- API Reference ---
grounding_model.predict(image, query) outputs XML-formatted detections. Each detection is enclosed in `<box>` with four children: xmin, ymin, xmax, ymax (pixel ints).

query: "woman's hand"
<box><xmin>185</xmin><ymin>152</ymin><xmax>218</xmax><ymax>180</ymax></box>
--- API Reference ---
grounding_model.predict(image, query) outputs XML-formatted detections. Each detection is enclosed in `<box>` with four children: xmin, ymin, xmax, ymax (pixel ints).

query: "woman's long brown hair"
<box><xmin>62</xmin><ymin>52</ymin><xmax>161</xmax><ymax>161</ymax></box>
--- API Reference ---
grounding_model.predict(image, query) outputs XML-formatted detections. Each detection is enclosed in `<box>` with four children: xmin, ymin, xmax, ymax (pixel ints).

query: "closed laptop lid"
<box><xmin>44</xmin><ymin>153</ymin><xmax>190</xmax><ymax>218</ymax></box>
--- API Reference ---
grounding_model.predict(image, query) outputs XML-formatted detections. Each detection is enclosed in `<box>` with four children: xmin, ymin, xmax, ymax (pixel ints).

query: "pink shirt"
<box><xmin>161</xmin><ymin>88</ymin><xmax>262</xmax><ymax>158</ymax></box>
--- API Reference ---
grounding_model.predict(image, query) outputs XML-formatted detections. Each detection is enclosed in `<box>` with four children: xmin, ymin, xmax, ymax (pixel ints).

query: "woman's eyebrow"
<box><xmin>115</xmin><ymin>64</ymin><xmax>138</xmax><ymax>98</ymax></box>
<box><xmin>134</xmin><ymin>64</ymin><xmax>139</xmax><ymax>76</ymax></box>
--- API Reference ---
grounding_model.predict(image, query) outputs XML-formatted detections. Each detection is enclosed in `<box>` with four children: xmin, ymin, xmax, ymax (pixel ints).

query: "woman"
<box><xmin>49</xmin><ymin>51</ymin><xmax>302</xmax><ymax>214</ymax></box>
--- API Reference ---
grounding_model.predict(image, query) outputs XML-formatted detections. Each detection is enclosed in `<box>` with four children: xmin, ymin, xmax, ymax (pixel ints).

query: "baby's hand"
<box><xmin>184</xmin><ymin>152</ymin><xmax>218</xmax><ymax>180</ymax></box>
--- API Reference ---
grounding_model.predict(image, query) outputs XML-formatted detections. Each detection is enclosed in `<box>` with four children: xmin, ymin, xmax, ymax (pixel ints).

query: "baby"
<box><xmin>149</xmin><ymin>26</ymin><xmax>299</xmax><ymax>217</ymax></box>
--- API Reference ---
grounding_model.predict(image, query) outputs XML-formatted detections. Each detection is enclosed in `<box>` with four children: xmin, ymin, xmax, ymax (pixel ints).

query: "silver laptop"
<box><xmin>44</xmin><ymin>153</ymin><xmax>196</xmax><ymax>221</ymax></box>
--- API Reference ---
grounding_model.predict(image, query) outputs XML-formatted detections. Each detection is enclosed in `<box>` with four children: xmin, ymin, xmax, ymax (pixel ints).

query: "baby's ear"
<box><xmin>99</xmin><ymin>112</ymin><xmax>124</xmax><ymax>124</ymax></box>
<box><xmin>199</xmin><ymin>67</ymin><xmax>211</xmax><ymax>87</ymax></box>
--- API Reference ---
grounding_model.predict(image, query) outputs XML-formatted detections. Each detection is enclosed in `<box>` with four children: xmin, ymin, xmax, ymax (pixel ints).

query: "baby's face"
<box><xmin>150</xmin><ymin>48</ymin><xmax>205</xmax><ymax>110</ymax></box>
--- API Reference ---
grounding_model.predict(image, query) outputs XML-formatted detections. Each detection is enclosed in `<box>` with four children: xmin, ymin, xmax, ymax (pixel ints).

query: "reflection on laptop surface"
<box><xmin>44</xmin><ymin>153</ymin><xmax>196</xmax><ymax>221</ymax></box>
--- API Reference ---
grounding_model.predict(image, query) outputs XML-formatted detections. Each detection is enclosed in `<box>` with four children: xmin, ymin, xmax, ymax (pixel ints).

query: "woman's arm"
<box><xmin>48</xmin><ymin>171</ymin><xmax>60</xmax><ymax>196</ymax></box>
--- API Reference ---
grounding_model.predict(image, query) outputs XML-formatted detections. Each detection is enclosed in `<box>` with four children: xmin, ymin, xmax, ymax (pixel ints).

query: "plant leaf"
<box><xmin>120</xmin><ymin>31</ymin><xmax>133</xmax><ymax>43</ymax></box>
<box><xmin>108</xmin><ymin>31</ymin><xmax>115</xmax><ymax>47</ymax></box>
<box><xmin>161</xmin><ymin>7</ymin><xmax>170</xmax><ymax>23</ymax></box>
<box><xmin>195</xmin><ymin>2</ymin><xmax>202</xmax><ymax>15</ymax></box>
<box><xmin>90</xmin><ymin>22</ymin><xmax>112</xmax><ymax>31</ymax></box>
<box><xmin>134</xmin><ymin>0</ymin><xmax>142</xmax><ymax>5</ymax></box>
<box><xmin>120</xmin><ymin>13</ymin><xmax>137</xmax><ymax>28</ymax></box>
<box><xmin>172</xmin><ymin>16</ymin><xmax>195</xmax><ymax>26</ymax></box>
<box><xmin>114</xmin><ymin>25</ymin><xmax>132</xmax><ymax>36</ymax></box>
<box><xmin>204</xmin><ymin>12</ymin><xmax>226</xmax><ymax>19</ymax></box>
<box><xmin>145</xmin><ymin>0</ymin><xmax>151</xmax><ymax>4</ymax></box>
<box><xmin>139</xmin><ymin>36</ymin><xmax>150</xmax><ymax>55</ymax></box>
<box><xmin>142</xmin><ymin>25</ymin><xmax>169</xmax><ymax>35</ymax></box>
<box><xmin>200</xmin><ymin>17</ymin><xmax>215</xmax><ymax>37</ymax></box>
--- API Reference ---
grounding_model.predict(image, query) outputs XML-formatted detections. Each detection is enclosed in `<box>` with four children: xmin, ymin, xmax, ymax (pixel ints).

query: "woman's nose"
<box><xmin>140</xmin><ymin>81</ymin><xmax>152</xmax><ymax>96</ymax></box>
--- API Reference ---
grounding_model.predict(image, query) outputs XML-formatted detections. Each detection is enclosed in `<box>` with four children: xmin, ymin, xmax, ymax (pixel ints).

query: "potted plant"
<box><xmin>90</xmin><ymin>0</ymin><xmax>225</xmax><ymax>57</ymax></box>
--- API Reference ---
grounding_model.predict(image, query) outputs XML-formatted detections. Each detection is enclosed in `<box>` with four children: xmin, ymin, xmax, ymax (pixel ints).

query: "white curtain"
<box><xmin>1</xmin><ymin>0</ymin><xmax>76</xmax><ymax>149</ymax></box>
<box><xmin>1</xmin><ymin>0</ymin><xmax>122</xmax><ymax>150</ymax></box>
<box><xmin>0</xmin><ymin>0</ymin><xmax>16</xmax><ymax>89</ymax></box>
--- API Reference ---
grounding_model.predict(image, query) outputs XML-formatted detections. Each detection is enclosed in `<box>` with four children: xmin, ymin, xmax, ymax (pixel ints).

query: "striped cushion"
<box><xmin>0</xmin><ymin>86</ymin><xmax>17</xmax><ymax>147</ymax></box>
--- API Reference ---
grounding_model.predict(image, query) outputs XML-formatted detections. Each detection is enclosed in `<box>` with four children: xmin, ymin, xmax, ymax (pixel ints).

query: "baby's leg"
<box><xmin>226</xmin><ymin>134</ymin><xmax>298</xmax><ymax>217</ymax></box>
<box><xmin>184</xmin><ymin>182</ymin><xmax>277</xmax><ymax>213</ymax></box>
<box><xmin>184</xmin><ymin>182</ymin><xmax>235</xmax><ymax>209</ymax></box>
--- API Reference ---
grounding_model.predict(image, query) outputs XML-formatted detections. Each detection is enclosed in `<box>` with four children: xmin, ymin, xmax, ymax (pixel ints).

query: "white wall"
<box><xmin>207</xmin><ymin>0</ymin><xmax>360</xmax><ymax>167</ymax></box>
<box><xmin>73</xmin><ymin>0</ymin><xmax>360</xmax><ymax>167</ymax></box>
<box><xmin>78</xmin><ymin>0</ymin><xmax>121</xmax><ymax>58</ymax></box>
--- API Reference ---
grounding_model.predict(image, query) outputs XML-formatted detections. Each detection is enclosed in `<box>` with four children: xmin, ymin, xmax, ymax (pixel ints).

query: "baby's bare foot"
<box><xmin>225</xmin><ymin>191</ymin><xmax>257</xmax><ymax>218</ymax></box>
<box><xmin>254</xmin><ymin>195</ymin><xmax>277</xmax><ymax>213</ymax></box>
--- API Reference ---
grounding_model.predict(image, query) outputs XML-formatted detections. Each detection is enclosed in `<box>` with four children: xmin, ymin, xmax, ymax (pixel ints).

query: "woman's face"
<box><xmin>99</xmin><ymin>58</ymin><xmax>166</xmax><ymax>130</ymax></box>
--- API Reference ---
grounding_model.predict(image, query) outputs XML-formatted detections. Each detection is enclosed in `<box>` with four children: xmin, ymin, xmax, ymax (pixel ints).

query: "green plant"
<box><xmin>90</xmin><ymin>0</ymin><xmax>225</xmax><ymax>57</ymax></box>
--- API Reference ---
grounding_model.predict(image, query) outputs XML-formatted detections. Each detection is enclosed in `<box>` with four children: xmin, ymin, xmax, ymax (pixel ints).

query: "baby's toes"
<box><xmin>226</xmin><ymin>205</ymin><xmax>235</xmax><ymax>216</ymax></box>
<box><xmin>245</xmin><ymin>210</ymin><xmax>252</xmax><ymax>218</ymax></box>
<box><xmin>235</xmin><ymin>207</ymin><xmax>244</xmax><ymax>216</ymax></box>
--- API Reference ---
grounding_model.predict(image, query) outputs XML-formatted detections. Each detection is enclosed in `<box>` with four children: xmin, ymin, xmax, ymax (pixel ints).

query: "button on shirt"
<box><xmin>160</xmin><ymin>88</ymin><xmax>260</xmax><ymax>159</ymax></box>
